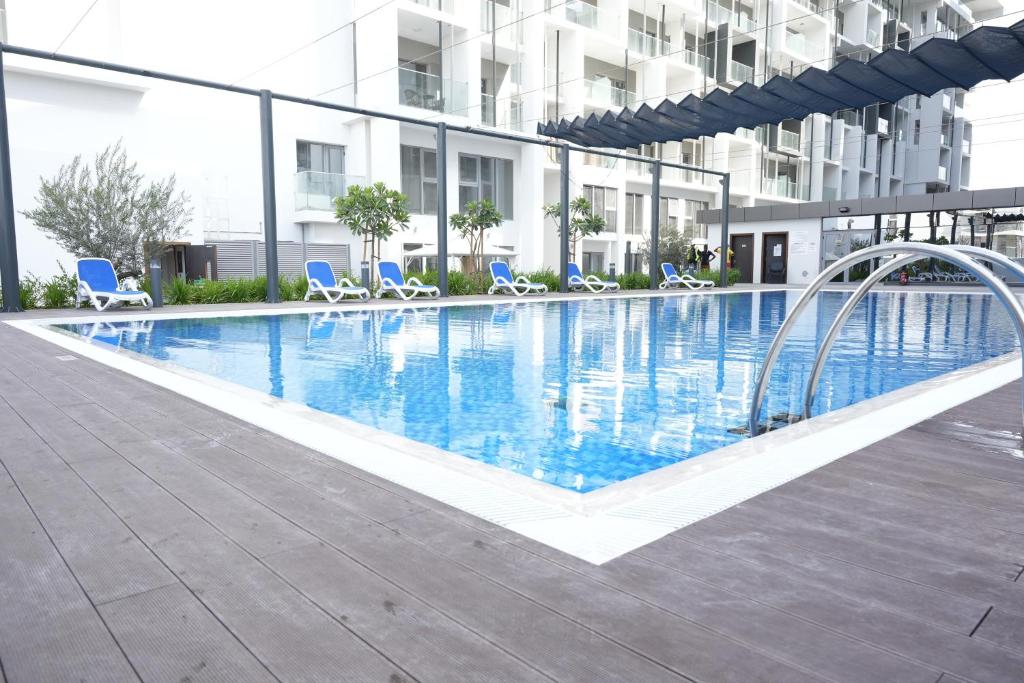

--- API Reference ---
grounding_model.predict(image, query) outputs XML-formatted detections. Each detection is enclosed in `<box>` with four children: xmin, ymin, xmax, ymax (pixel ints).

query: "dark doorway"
<box><xmin>762</xmin><ymin>232</ymin><xmax>789</xmax><ymax>284</ymax></box>
<box><xmin>730</xmin><ymin>233</ymin><xmax>754</xmax><ymax>283</ymax></box>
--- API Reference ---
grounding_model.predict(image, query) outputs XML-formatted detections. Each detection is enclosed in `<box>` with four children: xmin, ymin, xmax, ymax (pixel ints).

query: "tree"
<box><xmin>449</xmin><ymin>199</ymin><xmax>503</xmax><ymax>273</ymax></box>
<box><xmin>638</xmin><ymin>224</ymin><xmax>690</xmax><ymax>271</ymax></box>
<box><xmin>334</xmin><ymin>182</ymin><xmax>411</xmax><ymax>272</ymax></box>
<box><xmin>543</xmin><ymin>197</ymin><xmax>606</xmax><ymax>262</ymax></box>
<box><xmin>21</xmin><ymin>141</ymin><xmax>192</xmax><ymax>277</ymax></box>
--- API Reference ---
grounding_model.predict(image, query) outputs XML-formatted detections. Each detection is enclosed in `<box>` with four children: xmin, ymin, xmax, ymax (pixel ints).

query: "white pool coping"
<box><xmin>9</xmin><ymin>288</ymin><xmax>1021</xmax><ymax>564</ymax></box>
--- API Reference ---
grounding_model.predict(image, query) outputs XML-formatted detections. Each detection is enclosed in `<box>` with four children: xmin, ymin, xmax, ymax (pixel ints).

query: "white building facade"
<box><xmin>2</xmin><ymin>0</ymin><xmax>1001</xmax><ymax>280</ymax></box>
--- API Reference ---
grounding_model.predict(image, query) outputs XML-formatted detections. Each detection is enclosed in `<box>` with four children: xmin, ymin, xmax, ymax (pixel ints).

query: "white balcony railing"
<box><xmin>295</xmin><ymin>172</ymin><xmax>364</xmax><ymax>211</ymax></box>
<box><xmin>584</xmin><ymin>77</ymin><xmax>634</xmax><ymax>108</ymax></box>
<box><xmin>398</xmin><ymin>67</ymin><xmax>468</xmax><ymax>115</ymax></box>
<box><xmin>729</xmin><ymin>60</ymin><xmax>754</xmax><ymax>83</ymax></box>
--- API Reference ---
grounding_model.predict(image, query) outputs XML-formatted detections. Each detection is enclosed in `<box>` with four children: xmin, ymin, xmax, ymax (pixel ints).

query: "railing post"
<box><xmin>259</xmin><ymin>89</ymin><xmax>280</xmax><ymax>303</ymax></box>
<box><xmin>0</xmin><ymin>50</ymin><xmax>21</xmax><ymax>313</ymax></box>
<box><xmin>559</xmin><ymin>143</ymin><xmax>570</xmax><ymax>293</ymax></box>
<box><xmin>436</xmin><ymin>122</ymin><xmax>448</xmax><ymax>297</ymax></box>
<box><xmin>720</xmin><ymin>173</ymin><xmax>730</xmax><ymax>288</ymax></box>
<box><xmin>648</xmin><ymin>160</ymin><xmax>661</xmax><ymax>290</ymax></box>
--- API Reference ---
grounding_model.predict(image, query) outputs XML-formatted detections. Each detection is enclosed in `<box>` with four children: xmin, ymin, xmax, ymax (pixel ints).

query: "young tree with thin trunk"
<box><xmin>543</xmin><ymin>196</ymin><xmax>606</xmax><ymax>263</ymax></box>
<box><xmin>22</xmin><ymin>141</ymin><xmax>192</xmax><ymax>277</ymax></box>
<box><xmin>334</xmin><ymin>182</ymin><xmax>411</xmax><ymax>273</ymax></box>
<box><xmin>449</xmin><ymin>199</ymin><xmax>503</xmax><ymax>273</ymax></box>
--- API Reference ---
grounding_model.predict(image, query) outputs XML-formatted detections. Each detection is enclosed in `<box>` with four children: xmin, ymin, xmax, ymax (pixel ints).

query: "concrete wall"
<box><xmin>706</xmin><ymin>217</ymin><xmax>822</xmax><ymax>285</ymax></box>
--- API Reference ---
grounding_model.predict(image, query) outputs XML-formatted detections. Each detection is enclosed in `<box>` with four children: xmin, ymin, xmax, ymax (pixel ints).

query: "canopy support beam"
<box><xmin>559</xmin><ymin>144</ymin><xmax>570</xmax><ymax>293</ymax></box>
<box><xmin>436</xmin><ymin>122</ymin><xmax>448</xmax><ymax>297</ymax></box>
<box><xmin>0</xmin><ymin>50</ymin><xmax>19</xmax><ymax>313</ymax></box>
<box><xmin>649</xmin><ymin>161</ymin><xmax>661</xmax><ymax>290</ymax></box>
<box><xmin>259</xmin><ymin>90</ymin><xmax>279</xmax><ymax>303</ymax></box>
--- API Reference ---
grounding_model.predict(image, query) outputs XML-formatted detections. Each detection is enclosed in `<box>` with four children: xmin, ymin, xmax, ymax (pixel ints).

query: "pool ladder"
<box><xmin>748</xmin><ymin>243</ymin><xmax>1024</xmax><ymax>437</ymax></box>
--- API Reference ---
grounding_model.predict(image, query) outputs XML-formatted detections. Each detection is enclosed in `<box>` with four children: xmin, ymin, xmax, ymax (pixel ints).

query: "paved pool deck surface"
<box><xmin>1</xmin><ymin>290</ymin><xmax>1023</xmax><ymax>682</ymax></box>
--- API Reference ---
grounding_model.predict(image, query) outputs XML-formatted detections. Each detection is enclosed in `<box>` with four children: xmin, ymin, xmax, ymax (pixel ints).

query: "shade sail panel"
<box><xmin>539</xmin><ymin>28</ymin><xmax>1024</xmax><ymax>148</ymax></box>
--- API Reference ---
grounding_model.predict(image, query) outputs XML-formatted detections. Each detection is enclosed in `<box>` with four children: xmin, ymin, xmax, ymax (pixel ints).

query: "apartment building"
<box><xmin>3</xmin><ymin>0</ymin><xmax>1001</xmax><ymax>279</ymax></box>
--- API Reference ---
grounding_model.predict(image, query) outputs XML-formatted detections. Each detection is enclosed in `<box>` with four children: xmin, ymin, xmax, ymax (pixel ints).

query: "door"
<box><xmin>762</xmin><ymin>232</ymin><xmax>789</xmax><ymax>284</ymax></box>
<box><xmin>730</xmin><ymin>234</ymin><xmax>754</xmax><ymax>283</ymax></box>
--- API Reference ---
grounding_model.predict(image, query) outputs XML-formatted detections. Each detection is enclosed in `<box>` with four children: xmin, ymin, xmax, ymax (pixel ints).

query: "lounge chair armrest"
<box><xmin>337</xmin><ymin>277</ymin><xmax>358</xmax><ymax>288</ymax></box>
<box><xmin>584</xmin><ymin>275</ymin><xmax>604</xmax><ymax>284</ymax></box>
<box><xmin>513</xmin><ymin>275</ymin><xmax>532</xmax><ymax>285</ymax></box>
<box><xmin>406</xmin><ymin>276</ymin><xmax>425</xmax><ymax>287</ymax></box>
<box><xmin>308</xmin><ymin>277</ymin><xmax>324</xmax><ymax>290</ymax></box>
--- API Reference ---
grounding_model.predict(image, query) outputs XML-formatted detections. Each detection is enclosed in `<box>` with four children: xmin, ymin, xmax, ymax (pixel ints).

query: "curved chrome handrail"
<box><xmin>802</xmin><ymin>245</ymin><xmax>1024</xmax><ymax>419</ymax></box>
<box><xmin>748</xmin><ymin>243</ymin><xmax>1024</xmax><ymax>436</ymax></box>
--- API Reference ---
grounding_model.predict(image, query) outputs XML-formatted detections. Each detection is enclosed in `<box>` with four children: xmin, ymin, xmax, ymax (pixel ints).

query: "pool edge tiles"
<box><xmin>9</xmin><ymin>309</ymin><xmax>1020</xmax><ymax>565</ymax></box>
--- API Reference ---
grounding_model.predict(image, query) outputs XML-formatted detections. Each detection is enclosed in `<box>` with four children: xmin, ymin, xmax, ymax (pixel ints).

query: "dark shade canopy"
<box><xmin>539</xmin><ymin>22</ymin><xmax>1024</xmax><ymax>148</ymax></box>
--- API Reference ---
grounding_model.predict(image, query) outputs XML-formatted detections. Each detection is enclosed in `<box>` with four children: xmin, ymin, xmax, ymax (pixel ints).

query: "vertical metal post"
<box><xmin>559</xmin><ymin>144</ymin><xmax>570</xmax><ymax>293</ymax></box>
<box><xmin>436</xmin><ymin>122</ymin><xmax>448</xmax><ymax>297</ymax></box>
<box><xmin>555</xmin><ymin>31</ymin><xmax>561</xmax><ymax>121</ymax></box>
<box><xmin>649</xmin><ymin>161</ymin><xmax>661</xmax><ymax>290</ymax></box>
<box><xmin>259</xmin><ymin>89</ymin><xmax>280</xmax><ymax>303</ymax></box>
<box><xmin>872</xmin><ymin>213</ymin><xmax>882</xmax><ymax>271</ymax></box>
<box><xmin>0</xmin><ymin>50</ymin><xmax>21</xmax><ymax>313</ymax></box>
<box><xmin>720</xmin><ymin>173</ymin><xmax>730</xmax><ymax>288</ymax></box>
<box><xmin>903</xmin><ymin>212</ymin><xmax>911</xmax><ymax>242</ymax></box>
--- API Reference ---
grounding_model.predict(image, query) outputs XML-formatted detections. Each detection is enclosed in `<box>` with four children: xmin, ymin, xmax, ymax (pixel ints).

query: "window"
<box><xmin>682</xmin><ymin>200</ymin><xmax>709</xmax><ymax>241</ymax></box>
<box><xmin>400</xmin><ymin>145</ymin><xmax>438</xmax><ymax>215</ymax></box>
<box><xmin>659</xmin><ymin>197</ymin><xmax>680</xmax><ymax>229</ymax></box>
<box><xmin>583</xmin><ymin>185</ymin><xmax>616</xmax><ymax>231</ymax></box>
<box><xmin>913</xmin><ymin>120</ymin><xmax>920</xmax><ymax>144</ymax></box>
<box><xmin>297</xmin><ymin>141</ymin><xmax>345</xmax><ymax>174</ymax></box>
<box><xmin>625</xmin><ymin>192</ymin><xmax>644</xmax><ymax>234</ymax></box>
<box><xmin>457</xmin><ymin>153</ymin><xmax>514</xmax><ymax>218</ymax></box>
<box><xmin>582</xmin><ymin>251</ymin><xmax>605</xmax><ymax>274</ymax></box>
<box><xmin>915</xmin><ymin>94</ymin><xmax>921</xmax><ymax>109</ymax></box>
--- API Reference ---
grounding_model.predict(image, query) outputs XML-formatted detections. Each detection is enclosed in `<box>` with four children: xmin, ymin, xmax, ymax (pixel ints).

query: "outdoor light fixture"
<box><xmin>838</xmin><ymin>206</ymin><xmax>850</xmax><ymax>214</ymax></box>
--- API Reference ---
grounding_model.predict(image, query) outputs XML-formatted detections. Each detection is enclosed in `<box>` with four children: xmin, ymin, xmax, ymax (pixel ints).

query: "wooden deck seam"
<box><xmin>0</xmin><ymin>388</ymin><xmax>285</xmax><ymax>683</ymax></box>
<box><xmin>0</xmin><ymin>456</ymin><xmax>143</xmax><ymax>683</ymax></box>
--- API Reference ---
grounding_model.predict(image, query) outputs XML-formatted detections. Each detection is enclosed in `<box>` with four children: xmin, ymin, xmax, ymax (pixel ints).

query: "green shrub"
<box><xmin>40</xmin><ymin>266</ymin><xmax>78</xmax><ymax>308</ymax></box>
<box><xmin>19</xmin><ymin>275</ymin><xmax>41</xmax><ymax>310</ymax></box>
<box><xmin>694</xmin><ymin>267</ymin><xmax>742</xmax><ymax>286</ymax></box>
<box><xmin>520</xmin><ymin>268</ymin><xmax>559</xmax><ymax>292</ymax></box>
<box><xmin>616</xmin><ymin>272</ymin><xmax>651</xmax><ymax>290</ymax></box>
<box><xmin>165</xmin><ymin>276</ymin><xmax>192</xmax><ymax>304</ymax></box>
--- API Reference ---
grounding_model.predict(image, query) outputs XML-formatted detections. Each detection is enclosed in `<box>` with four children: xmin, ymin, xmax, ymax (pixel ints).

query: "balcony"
<box><xmin>398</xmin><ymin>67</ymin><xmax>468</xmax><ymax>115</ymax></box>
<box><xmin>481</xmin><ymin>93</ymin><xmax>524</xmax><ymax>130</ymax></box>
<box><xmin>763</xmin><ymin>177</ymin><xmax>806</xmax><ymax>200</ymax></box>
<box><xmin>294</xmin><ymin>172</ymin><xmax>364</xmax><ymax>211</ymax></box>
<box><xmin>583</xmin><ymin>152</ymin><xmax>618</xmax><ymax>168</ymax></box>
<box><xmin>410</xmin><ymin>0</ymin><xmax>453</xmax><ymax>12</ymax></box>
<box><xmin>940</xmin><ymin>130</ymin><xmax>952</xmax><ymax>147</ymax></box>
<box><xmin>564</xmin><ymin>0</ymin><xmax>619</xmax><ymax>36</ymax></box>
<box><xmin>866</xmin><ymin>28</ymin><xmax>879</xmax><ymax>47</ymax></box>
<box><xmin>729</xmin><ymin>60</ymin><xmax>754</xmax><ymax>83</ymax></box>
<box><xmin>584</xmin><ymin>77</ymin><xmax>634</xmax><ymax>108</ymax></box>
<box><xmin>822</xmin><ymin>186</ymin><xmax>839</xmax><ymax>201</ymax></box>
<box><xmin>963</xmin><ymin>137</ymin><xmax>972</xmax><ymax>155</ymax></box>
<box><xmin>708</xmin><ymin>2</ymin><xmax>756</xmax><ymax>33</ymax></box>
<box><xmin>627</xmin><ymin>28</ymin><xmax>669</xmax><ymax>57</ymax></box>
<box><xmin>481</xmin><ymin>0</ymin><xmax>512</xmax><ymax>31</ymax></box>
<box><xmin>938</xmin><ymin>165</ymin><xmax>948</xmax><ymax>182</ymax></box>
<box><xmin>785</xmin><ymin>32</ymin><xmax>825</xmax><ymax>60</ymax></box>
<box><xmin>778</xmin><ymin>129</ymin><xmax>801</xmax><ymax>151</ymax></box>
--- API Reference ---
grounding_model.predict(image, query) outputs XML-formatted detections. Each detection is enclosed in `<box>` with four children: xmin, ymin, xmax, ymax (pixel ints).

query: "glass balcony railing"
<box><xmin>627</xmin><ymin>28</ymin><xmax>669</xmax><ymax>57</ymax></box>
<box><xmin>963</xmin><ymin>138</ymin><xmax>972</xmax><ymax>155</ymax></box>
<box><xmin>729</xmin><ymin>60</ymin><xmax>754</xmax><ymax>83</ymax></box>
<box><xmin>778</xmin><ymin>129</ymin><xmax>801</xmax><ymax>151</ymax></box>
<box><xmin>822</xmin><ymin>186</ymin><xmax>839</xmax><ymax>201</ymax></box>
<box><xmin>763</xmin><ymin>177</ymin><xmax>806</xmax><ymax>199</ymax></box>
<box><xmin>940</xmin><ymin>130</ymin><xmax>952</xmax><ymax>147</ymax></box>
<box><xmin>294</xmin><ymin>172</ymin><xmax>364</xmax><ymax>211</ymax></box>
<box><xmin>584</xmin><ymin>77</ymin><xmax>634</xmax><ymax>108</ymax></box>
<box><xmin>784</xmin><ymin>32</ymin><xmax>825</xmax><ymax>60</ymax></box>
<box><xmin>673</xmin><ymin>48</ymin><xmax>709</xmax><ymax>71</ymax></box>
<box><xmin>410</xmin><ymin>0</ymin><xmax>454</xmax><ymax>12</ymax></box>
<box><xmin>480</xmin><ymin>93</ymin><xmax>524</xmax><ymax>130</ymax></box>
<box><xmin>398</xmin><ymin>67</ymin><xmax>468</xmax><ymax>115</ymax></box>
<box><xmin>565</xmin><ymin>0</ymin><xmax>619</xmax><ymax>36</ymax></box>
<box><xmin>583</xmin><ymin>152</ymin><xmax>618</xmax><ymax>168</ymax></box>
<box><xmin>866</xmin><ymin>28</ymin><xmax>879</xmax><ymax>46</ymax></box>
<box><xmin>708</xmin><ymin>3</ymin><xmax>756</xmax><ymax>33</ymax></box>
<box><xmin>481</xmin><ymin>0</ymin><xmax>519</xmax><ymax>42</ymax></box>
<box><xmin>938</xmin><ymin>165</ymin><xmax>948</xmax><ymax>181</ymax></box>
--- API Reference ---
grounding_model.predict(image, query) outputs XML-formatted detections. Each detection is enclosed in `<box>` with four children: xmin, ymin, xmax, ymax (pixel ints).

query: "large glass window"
<box><xmin>401</xmin><ymin>145</ymin><xmax>438</xmax><ymax>215</ymax></box>
<box><xmin>583</xmin><ymin>185</ymin><xmax>616</xmax><ymax>231</ymax></box>
<box><xmin>659</xmin><ymin>197</ymin><xmax>680</xmax><ymax>229</ymax></box>
<box><xmin>457</xmin><ymin>153</ymin><xmax>514</xmax><ymax>218</ymax></box>
<box><xmin>683</xmin><ymin>199</ymin><xmax>709</xmax><ymax>241</ymax></box>
<box><xmin>582</xmin><ymin>251</ymin><xmax>605</xmax><ymax>274</ymax></box>
<box><xmin>625</xmin><ymin>192</ymin><xmax>644</xmax><ymax>234</ymax></box>
<box><xmin>297</xmin><ymin>141</ymin><xmax>345</xmax><ymax>173</ymax></box>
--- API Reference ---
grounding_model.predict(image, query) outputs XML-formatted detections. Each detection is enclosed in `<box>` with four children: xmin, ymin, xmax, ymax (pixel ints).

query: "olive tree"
<box><xmin>21</xmin><ymin>141</ymin><xmax>192</xmax><ymax>277</ymax></box>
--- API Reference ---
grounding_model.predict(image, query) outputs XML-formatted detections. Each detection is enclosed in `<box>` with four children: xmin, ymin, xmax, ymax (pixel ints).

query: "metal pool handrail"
<box><xmin>748</xmin><ymin>243</ymin><xmax>1024</xmax><ymax>437</ymax></box>
<box><xmin>802</xmin><ymin>244</ymin><xmax>1024</xmax><ymax>420</ymax></box>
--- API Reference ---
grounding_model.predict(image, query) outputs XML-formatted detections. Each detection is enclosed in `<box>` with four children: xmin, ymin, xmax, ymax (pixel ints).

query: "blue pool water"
<box><xmin>56</xmin><ymin>291</ymin><xmax>1017</xmax><ymax>492</ymax></box>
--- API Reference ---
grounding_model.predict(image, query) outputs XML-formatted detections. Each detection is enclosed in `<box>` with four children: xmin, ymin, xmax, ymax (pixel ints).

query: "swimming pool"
<box><xmin>53</xmin><ymin>290</ymin><xmax>1018</xmax><ymax>493</ymax></box>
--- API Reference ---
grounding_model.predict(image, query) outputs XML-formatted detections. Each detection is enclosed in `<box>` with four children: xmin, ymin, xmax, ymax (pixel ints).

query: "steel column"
<box><xmin>649</xmin><ymin>160</ymin><xmax>661</xmax><ymax>290</ymax></box>
<box><xmin>259</xmin><ymin>89</ymin><xmax>279</xmax><ymax>303</ymax></box>
<box><xmin>559</xmin><ymin>144</ymin><xmax>570</xmax><ymax>293</ymax></box>
<box><xmin>0</xmin><ymin>50</ymin><xmax>20</xmax><ymax>312</ymax></box>
<box><xmin>719</xmin><ymin>173</ymin><xmax>730</xmax><ymax>288</ymax></box>
<box><xmin>436</xmin><ymin>122</ymin><xmax>448</xmax><ymax>297</ymax></box>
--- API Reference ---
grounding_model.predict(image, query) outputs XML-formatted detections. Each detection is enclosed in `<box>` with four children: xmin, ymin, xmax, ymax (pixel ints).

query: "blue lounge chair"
<box><xmin>568</xmin><ymin>263</ymin><xmax>620</xmax><ymax>293</ymax></box>
<box><xmin>376</xmin><ymin>261</ymin><xmax>440</xmax><ymax>300</ymax></box>
<box><xmin>305</xmin><ymin>260</ymin><xmax>369</xmax><ymax>302</ymax></box>
<box><xmin>76</xmin><ymin>258</ymin><xmax>153</xmax><ymax>311</ymax></box>
<box><xmin>660</xmin><ymin>262</ymin><xmax>714</xmax><ymax>290</ymax></box>
<box><xmin>488</xmin><ymin>261</ymin><xmax>548</xmax><ymax>296</ymax></box>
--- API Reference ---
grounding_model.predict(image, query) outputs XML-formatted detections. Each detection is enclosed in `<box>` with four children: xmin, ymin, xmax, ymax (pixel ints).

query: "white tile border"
<box><xmin>8</xmin><ymin>290</ymin><xmax>1020</xmax><ymax>564</ymax></box>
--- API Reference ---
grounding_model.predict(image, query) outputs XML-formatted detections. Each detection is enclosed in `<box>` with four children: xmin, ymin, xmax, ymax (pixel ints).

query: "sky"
<box><xmin>9</xmin><ymin>0</ymin><xmax>1024</xmax><ymax>191</ymax></box>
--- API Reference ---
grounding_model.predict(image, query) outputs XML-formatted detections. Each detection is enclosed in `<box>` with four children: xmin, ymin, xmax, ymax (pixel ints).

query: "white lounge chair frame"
<box><xmin>304</xmin><ymin>261</ymin><xmax>370</xmax><ymax>303</ymax></box>
<box><xmin>659</xmin><ymin>263</ymin><xmax>715</xmax><ymax>290</ymax></box>
<box><xmin>568</xmin><ymin>264</ymin><xmax>620</xmax><ymax>293</ymax></box>
<box><xmin>376</xmin><ymin>262</ymin><xmax>440</xmax><ymax>301</ymax></box>
<box><xmin>76</xmin><ymin>258</ymin><xmax>153</xmax><ymax>312</ymax></box>
<box><xmin>488</xmin><ymin>263</ymin><xmax>548</xmax><ymax>297</ymax></box>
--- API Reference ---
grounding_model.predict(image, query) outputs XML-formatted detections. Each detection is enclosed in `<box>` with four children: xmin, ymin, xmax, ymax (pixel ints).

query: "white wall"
<box><xmin>706</xmin><ymin>218</ymin><xmax>822</xmax><ymax>285</ymax></box>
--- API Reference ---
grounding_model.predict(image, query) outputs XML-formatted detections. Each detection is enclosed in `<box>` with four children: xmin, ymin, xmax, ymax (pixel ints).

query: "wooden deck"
<box><xmin>1</xmin><ymin>316</ymin><xmax>1023</xmax><ymax>682</ymax></box>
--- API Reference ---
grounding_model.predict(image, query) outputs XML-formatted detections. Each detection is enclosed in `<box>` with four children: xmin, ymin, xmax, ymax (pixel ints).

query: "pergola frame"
<box><xmin>0</xmin><ymin>42</ymin><xmax>730</xmax><ymax>312</ymax></box>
